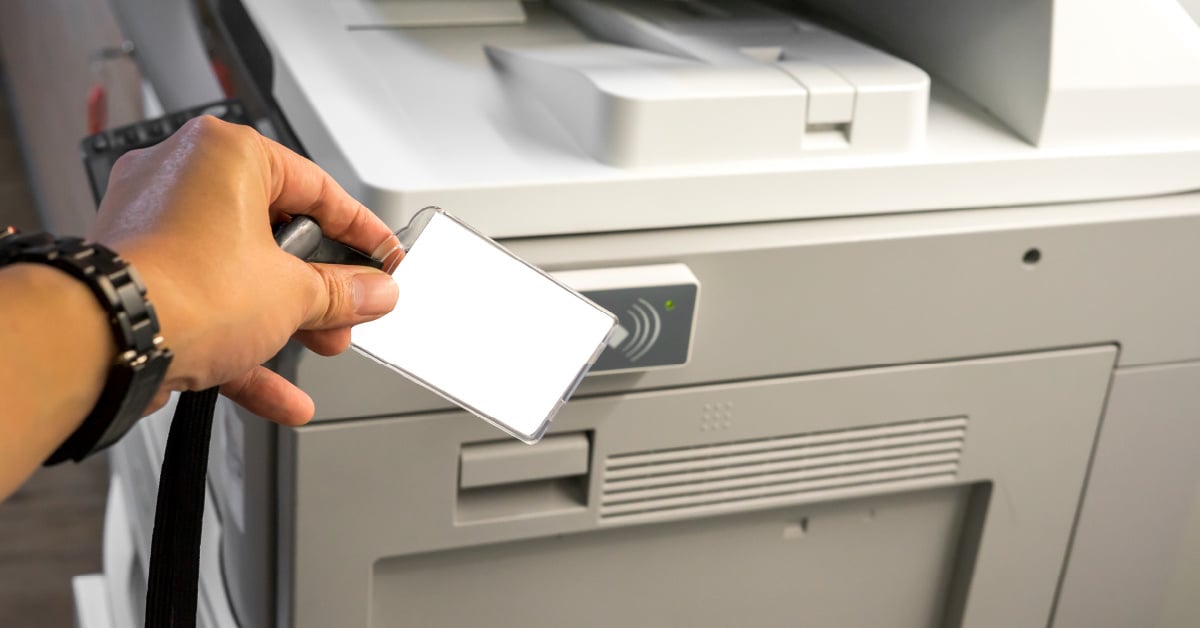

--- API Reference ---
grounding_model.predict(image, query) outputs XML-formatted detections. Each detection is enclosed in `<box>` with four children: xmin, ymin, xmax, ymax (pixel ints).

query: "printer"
<box><xmin>72</xmin><ymin>1</ymin><xmax>1200</xmax><ymax>626</ymax></box>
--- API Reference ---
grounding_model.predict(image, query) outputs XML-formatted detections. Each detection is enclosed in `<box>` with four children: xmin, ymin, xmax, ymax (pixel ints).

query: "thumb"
<box><xmin>303</xmin><ymin>264</ymin><xmax>398</xmax><ymax>330</ymax></box>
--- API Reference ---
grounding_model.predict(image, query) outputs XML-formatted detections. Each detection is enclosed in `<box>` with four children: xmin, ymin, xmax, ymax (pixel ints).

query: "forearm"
<box><xmin>0</xmin><ymin>263</ymin><xmax>115</xmax><ymax>499</ymax></box>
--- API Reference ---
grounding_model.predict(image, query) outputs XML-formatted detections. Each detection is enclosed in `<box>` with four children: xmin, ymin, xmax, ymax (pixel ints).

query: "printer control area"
<box><xmin>554</xmin><ymin>264</ymin><xmax>700</xmax><ymax>372</ymax></box>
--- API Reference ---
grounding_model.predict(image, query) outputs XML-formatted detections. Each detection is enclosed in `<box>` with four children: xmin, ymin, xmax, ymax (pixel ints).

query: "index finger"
<box><xmin>259</xmin><ymin>135</ymin><xmax>402</xmax><ymax>271</ymax></box>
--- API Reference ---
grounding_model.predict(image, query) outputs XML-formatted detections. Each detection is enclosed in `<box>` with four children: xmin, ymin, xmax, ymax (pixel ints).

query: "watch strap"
<box><xmin>0</xmin><ymin>229</ymin><xmax>173</xmax><ymax>463</ymax></box>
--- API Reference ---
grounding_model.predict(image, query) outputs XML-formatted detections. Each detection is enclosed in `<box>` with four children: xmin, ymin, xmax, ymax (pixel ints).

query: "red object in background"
<box><xmin>87</xmin><ymin>84</ymin><xmax>108</xmax><ymax>135</ymax></box>
<box><xmin>212</xmin><ymin>59</ymin><xmax>235</xmax><ymax>98</ymax></box>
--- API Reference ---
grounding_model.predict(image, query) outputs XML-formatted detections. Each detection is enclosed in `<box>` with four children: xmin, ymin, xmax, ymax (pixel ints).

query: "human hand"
<box><xmin>89</xmin><ymin>116</ymin><xmax>402</xmax><ymax>425</ymax></box>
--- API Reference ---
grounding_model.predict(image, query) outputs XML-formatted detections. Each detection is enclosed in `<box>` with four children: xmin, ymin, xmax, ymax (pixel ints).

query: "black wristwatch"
<box><xmin>0</xmin><ymin>226</ymin><xmax>173</xmax><ymax>463</ymax></box>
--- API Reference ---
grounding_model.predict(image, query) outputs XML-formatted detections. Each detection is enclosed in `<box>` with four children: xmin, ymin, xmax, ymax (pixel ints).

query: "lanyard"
<box><xmin>143</xmin><ymin>217</ymin><xmax>379</xmax><ymax>627</ymax></box>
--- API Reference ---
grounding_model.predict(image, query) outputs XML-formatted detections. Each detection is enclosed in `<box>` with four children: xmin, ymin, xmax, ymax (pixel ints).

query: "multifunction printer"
<box><xmin>72</xmin><ymin>1</ymin><xmax>1200</xmax><ymax>627</ymax></box>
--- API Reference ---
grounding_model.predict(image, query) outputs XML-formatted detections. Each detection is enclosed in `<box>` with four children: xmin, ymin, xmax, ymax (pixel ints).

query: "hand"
<box><xmin>89</xmin><ymin>116</ymin><xmax>402</xmax><ymax>425</ymax></box>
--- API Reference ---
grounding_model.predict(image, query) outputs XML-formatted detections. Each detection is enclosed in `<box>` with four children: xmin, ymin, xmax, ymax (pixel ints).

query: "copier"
<box><xmin>71</xmin><ymin>1</ymin><xmax>1200</xmax><ymax>626</ymax></box>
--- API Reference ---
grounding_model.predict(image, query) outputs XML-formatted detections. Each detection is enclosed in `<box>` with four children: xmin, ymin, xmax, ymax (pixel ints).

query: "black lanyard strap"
<box><xmin>145</xmin><ymin>387</ymin><xmax>219</xmax><ymax>628</ymax></box>
<box><xmin>141</xmin><ymin>216</ymin><xmax>377</xmax><ymax>627</ymax></box>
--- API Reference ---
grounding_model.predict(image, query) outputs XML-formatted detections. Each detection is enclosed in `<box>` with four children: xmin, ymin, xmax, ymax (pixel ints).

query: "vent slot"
<box><xmin>601</xmin><ymin>416</ymin><xmax>966</xmax><ymax>520</ymax></box>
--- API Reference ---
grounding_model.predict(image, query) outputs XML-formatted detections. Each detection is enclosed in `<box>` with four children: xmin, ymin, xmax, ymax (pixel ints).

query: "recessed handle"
<box><xmin>460</xmin><ymin>433</ymin><xmax>590</xmax><ymax>489</ymax></box>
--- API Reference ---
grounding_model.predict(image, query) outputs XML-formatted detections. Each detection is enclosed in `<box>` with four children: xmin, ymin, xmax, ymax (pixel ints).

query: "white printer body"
<box><xmin>78</xmin><ymin>1</ymin><xmax>1200</xmax><ymax>627</ymax></box>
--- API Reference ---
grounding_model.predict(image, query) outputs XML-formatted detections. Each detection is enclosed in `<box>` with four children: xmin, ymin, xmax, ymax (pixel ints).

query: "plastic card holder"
<box><xmin>351</xmin><ymin>207</ymin><xmax>617</xmax><ymax>443</ymax></box>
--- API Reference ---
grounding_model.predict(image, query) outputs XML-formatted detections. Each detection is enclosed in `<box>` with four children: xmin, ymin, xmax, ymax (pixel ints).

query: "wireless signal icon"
<box><xmin>607</xmin><ymin>298</ymin><xmax>662</xmax><ymax>362</ymax></box>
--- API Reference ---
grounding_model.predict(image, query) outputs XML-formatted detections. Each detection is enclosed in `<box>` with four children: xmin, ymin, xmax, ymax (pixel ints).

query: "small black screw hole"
<box><xmin>1023</xmin><ymin>248</ymin><xmax>1041</xmax><ymax>265</ymax></box>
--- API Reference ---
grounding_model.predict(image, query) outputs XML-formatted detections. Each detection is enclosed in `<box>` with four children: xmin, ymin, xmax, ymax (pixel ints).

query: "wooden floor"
<box><xmin>0</xmin><ymin>68</ymin><xmax>111</xmax><ymax>628</ymax></box>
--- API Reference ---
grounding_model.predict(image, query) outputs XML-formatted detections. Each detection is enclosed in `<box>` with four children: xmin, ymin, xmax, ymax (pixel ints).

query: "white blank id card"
<box><xmin>350</xmin><ymin>210</ymin><xmax>616</xmax><ymax>442</ymax></box>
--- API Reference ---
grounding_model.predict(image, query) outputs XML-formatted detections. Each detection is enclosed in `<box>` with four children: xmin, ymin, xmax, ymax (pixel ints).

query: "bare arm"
<box><xmin>0</xmin><ymin>116</ymin><xmax>402</xmax><ymax>500</ymax></box>
<box><xmin>0</xmin><ymin>264</ymin><xmax>115</xmax><ymax>497</ymax></box>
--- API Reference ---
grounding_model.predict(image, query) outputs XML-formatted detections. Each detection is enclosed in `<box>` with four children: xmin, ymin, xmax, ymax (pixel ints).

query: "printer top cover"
<box><xmin>239</xmin><ymin>0</ymin><xmax>1200</xmax><ymax>237</ymax></box>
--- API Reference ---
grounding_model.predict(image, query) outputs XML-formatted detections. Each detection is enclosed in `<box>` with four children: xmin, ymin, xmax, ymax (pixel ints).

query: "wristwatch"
<box><xmin>0</xmin><ymin>226</ymin><xmax>173</xmax><ymax>463</ymax></box>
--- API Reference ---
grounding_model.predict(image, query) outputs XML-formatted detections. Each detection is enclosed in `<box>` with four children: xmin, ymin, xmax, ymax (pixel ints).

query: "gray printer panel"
<box><xmin>274</xmin><ymin>345</ymin><xmax>1114</xmax><ymax>628</ymax></box>
<box><xmin>296</xmin><ymin>192</ymin><xmax>1200</xmax><ymax>422</ymax></box>
<box><xmin>211</xmin><ymin>195</ymin><xmax>1200</xmax><ymax>628</ymax></box>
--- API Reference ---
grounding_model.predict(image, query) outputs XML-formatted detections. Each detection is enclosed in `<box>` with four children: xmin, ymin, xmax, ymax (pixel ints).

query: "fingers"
<box><xmin>220</xmin><ymin>366</ymin><xmax>315</xmax><ymax>426</ymax></box>
<box><xmin>302</xmin><ymin>263</ymin><xmax>398</xmax><ymax>330</ymax></box>
<box><xmin>257</xmin><ymin>134</ymin><xmax>401</xmax><ymax>265</ymax></box>
<box><xmin>294</xmin><ymin>328</ymin><xmax>352</xmax><ymax>356</ymax></box>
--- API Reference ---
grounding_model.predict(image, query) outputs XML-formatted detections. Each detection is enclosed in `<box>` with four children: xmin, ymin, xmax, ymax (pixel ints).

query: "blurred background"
<box><xmin>0</xmin><ymin>0</ymin><xmax>135</xmax><ymax>625</ymax></box>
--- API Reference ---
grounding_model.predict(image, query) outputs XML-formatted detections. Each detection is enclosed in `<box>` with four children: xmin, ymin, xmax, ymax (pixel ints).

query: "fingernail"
<box><xmin>379</xmin><ymin>246</ymin><xmax>404</xmax><ymax>274</ymax></box>
<box><xmin>353</xmin><ymin>273</ymin><xmax>398</xmax><ymax>315</ymax></box>
<box><xmin>370</xmin><ymin>235</ymin><xmax>404</xmax><ymax>271</ymax></box>
<box><xmin>370</xmin><ymin>236</ymin><xmax>401</xmax><ymax>260</ymax></box>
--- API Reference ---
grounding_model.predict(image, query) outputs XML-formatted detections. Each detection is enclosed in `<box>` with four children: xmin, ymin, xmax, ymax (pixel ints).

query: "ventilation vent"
<box><xmin>601</xmin><ymin>416</ymin><xmax>966</xmax><ymax>521</ymax></box>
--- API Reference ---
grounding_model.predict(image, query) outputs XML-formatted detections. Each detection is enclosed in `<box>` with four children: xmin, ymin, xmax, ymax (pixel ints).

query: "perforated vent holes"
<box><xmin>601</xmin><ymin>417</ymin><xmax>967</xmax><ymax>521</ymax></box>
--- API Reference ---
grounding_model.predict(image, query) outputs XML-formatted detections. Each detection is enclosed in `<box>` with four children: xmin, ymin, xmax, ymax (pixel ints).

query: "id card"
<box><xmin>350</xmin><ymin>208</ymin><xmax>617</xmax><ymax>443</ymax></box>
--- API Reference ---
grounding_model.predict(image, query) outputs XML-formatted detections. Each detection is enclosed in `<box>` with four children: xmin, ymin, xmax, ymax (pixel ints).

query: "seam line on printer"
<box><xmin>498</xmin><ymin>190</ymin><xmax>1200</xmax><ymax>246</ymax></box>
<box><xmin>1045</xmin><ymin>341</ymin><xmax>1123</xmax><ymax>625</ymax></box>
<box><xmin>307</xmin><ymin>341</ymin><xmax>1122</xmax><ymax>426</ymax></box>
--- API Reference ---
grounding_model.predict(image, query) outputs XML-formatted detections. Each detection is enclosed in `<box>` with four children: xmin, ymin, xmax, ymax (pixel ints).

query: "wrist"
<box><xmin>0</xmin><ymin>231</ymin><xmax>174</xmax><ymax>462</ymax></box>
<box><xmin>0</xmin><ymin>263</ymin><xmax>116</xmax><ymax>422</ymax></box>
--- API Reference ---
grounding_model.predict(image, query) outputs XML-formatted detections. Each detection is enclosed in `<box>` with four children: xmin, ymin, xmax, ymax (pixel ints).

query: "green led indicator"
<box><xmin>664</xmin><ymin>299</ymin><xmax>675</xmax><ymax>311</ymax></box>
